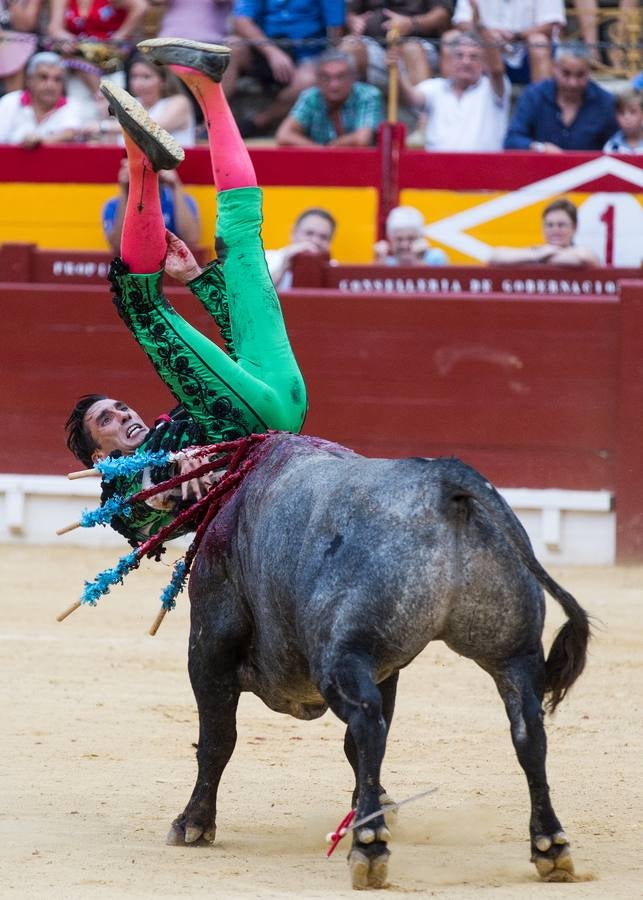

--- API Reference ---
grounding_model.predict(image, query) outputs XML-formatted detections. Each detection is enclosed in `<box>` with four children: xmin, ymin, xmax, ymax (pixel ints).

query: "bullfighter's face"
<box><xmin>84</xmin><ymin>398</ymin><xmax>150</xmax><ymax>462</ymax></box>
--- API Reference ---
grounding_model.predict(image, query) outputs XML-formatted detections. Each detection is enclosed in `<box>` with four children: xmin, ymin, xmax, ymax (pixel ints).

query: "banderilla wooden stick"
<box><xmin>56</xmin><ymin>521</ymin><xmax>81</xmax><ymax>536</ymax></box>
<box><xmin>149</xmin><ymin>607</ymin><xmax>167</xmax><ymax>636</ymax></box>
<box><xmin>56</xmin><ymin>600</ymin><xmax>82</xmax><ymax>622</ymax></box>
<box><xmin>387</xmin><ymin>26</ymin><xmax>400</xmax><ymax>124</ymax></box>
<box><xmin>68</xmin><ymin>468</ymin><xmax>101</xmax><ymax>480</ymax></box>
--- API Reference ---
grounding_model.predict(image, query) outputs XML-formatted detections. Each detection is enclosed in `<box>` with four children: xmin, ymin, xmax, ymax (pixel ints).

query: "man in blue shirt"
<box><xmin>102</xmin><ymin>159</ymin><xmax>200</xmax><ymax>254</ymax></box>
<box><xmin>229</xmin><ymin>0</ymin><xmax>345</xmax><ymax>136</ymax></box>
<box><xmin>504</xmin><ymin>43</ymin><xmax>618</xmax><ymax>152</ymax></box>
<box><xmin>275</xmin><ymin>49</ymin><xmax>384</xmax><ymax>146</ymax></box>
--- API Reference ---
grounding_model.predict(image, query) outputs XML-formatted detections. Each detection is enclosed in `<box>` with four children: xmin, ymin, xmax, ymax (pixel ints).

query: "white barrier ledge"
<box><xmin>0</xmin><ymin>474</ymin><xmax>615</xmax><ymax>564</ymax></box>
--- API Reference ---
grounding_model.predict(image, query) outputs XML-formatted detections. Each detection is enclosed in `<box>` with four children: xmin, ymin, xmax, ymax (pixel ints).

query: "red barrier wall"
<box><xmin>2</xmin><ymin>280</ymin><xmax>642</xmax><ymax>558</ymax></box>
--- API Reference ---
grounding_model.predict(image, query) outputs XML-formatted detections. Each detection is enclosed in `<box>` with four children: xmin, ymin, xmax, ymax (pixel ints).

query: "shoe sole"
<box><xmin>138</xmin><ymin>38</ymin><xmax>231</xmax><ymax>82</ymax></box>
<box><xmin>99</xmin><ymin>81</ymin><xmax>184</xmax><ymax>172</ymax></box>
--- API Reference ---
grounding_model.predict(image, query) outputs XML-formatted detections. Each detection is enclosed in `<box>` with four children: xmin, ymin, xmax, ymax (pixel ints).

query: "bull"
<box><xmin>166</xmin><ymin>432</ymin><xmax>589</xmax><ymax>889</ymax></box>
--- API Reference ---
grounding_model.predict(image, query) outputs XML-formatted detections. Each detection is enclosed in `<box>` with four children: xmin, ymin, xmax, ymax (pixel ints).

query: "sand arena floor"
<box><xmin>1</xmin><ymin>545</ymin><xmax>641</xmax><ymax>899</ymax></box>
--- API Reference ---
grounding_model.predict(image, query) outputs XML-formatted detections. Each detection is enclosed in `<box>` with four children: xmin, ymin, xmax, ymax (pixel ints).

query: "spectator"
<box><xmin>396</xmin><ymin>31</ymin><xmax>510</xmax><ymax>151</ymax></box>
<box><xmin>94</xmin><ymin>52</ymin><xmax>196</xmax><ymax>144</ymax></box>
<box><xmin>0</xmin><ymin>50</ymin><xmax>83</xmax><ymax>145</ymax></box>
<box><xmin>571</xmin><ymin>0</ymin><xmax>640</xmax><ymax>70</ymax></box>
<box><xmin>342</xmin><ymin>0</ymin><xmax>451</xmax><ymax>88</ymax></box>
<box><xmin>603</xmin><ymin>88</ymin><xmax>643</xmax><ymax>153</ymax></box>
<box><xmin>489</xmin><ymin>198</ymin><xmax>600</xmax><ymax>267</ymax></box>
<box><xmin>452</xmin><ymin>0</ymin><xmax>566</xmax><ymax>83</ymax></box>
<box><xmin>47</xmin><ymin>0</ymin><xmax>147</xmax><ymax>46</ymax></box>
<box><xmin>374</xmin><ymin>205</ymin><xmax>448</xmax><ymax>265</ymax></box>
<box><xmin>504</xmin><ymin>42</ymin><xmax>618</xmax><ymax>152</ymax></box>
<box><xmin>228</xmin><ymin>0</ymin><xmax>344</xmax><ymax>137</ymax></box>
<box><xmin>46</xmin><ymin>0</ymin><xmax>146</xmax><ymax>99</ymax></box>
<box><xmin>276</xmin><ymin>49</ymin><xmax>384</xmax><ymax>146</ymax></box>
<box><xmin>0</xmin><ymin>0</ymin><xmax>42</xmax><ymax>93</ymax></box>
<box><xmin>156</xmin><ymin>0</ymin><xmax>233</xmax><ymax>45</ymax></box>
<box><xmin>264</xmin><ymin>207</ymin><xmax>336</xmax><ymax>290</ymax></box>
<box><xmin>102</xmin><ymin>158</ymin><xmax>201</xmax><ymax>254</ymax></box>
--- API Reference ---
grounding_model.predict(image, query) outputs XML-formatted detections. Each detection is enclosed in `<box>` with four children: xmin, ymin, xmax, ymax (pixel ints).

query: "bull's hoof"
<box><xmin>532</xmin><ymin>832</ymin><xmax>576</xmax><ymax>882</ymax></box>
<box><xmin>166</xmin><ymin>818</ymin><xmax>216</xmax><ymax>846</ymax></box>
<box><xmin>379</xmin><ymin>792</ymin><xmax>398</xmax><ymax>827</ymax></box>
<box><xmin>349</xmin><ymin>847</ymin><xmax>390</xmax><ymax>890</ymax></box>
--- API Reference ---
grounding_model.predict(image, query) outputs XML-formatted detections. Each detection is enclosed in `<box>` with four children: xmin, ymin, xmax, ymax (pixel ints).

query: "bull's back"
<box><xmin>226</xmin><ymin>438</ymin><xmax>545</xmax><ymax>687</ymax></box>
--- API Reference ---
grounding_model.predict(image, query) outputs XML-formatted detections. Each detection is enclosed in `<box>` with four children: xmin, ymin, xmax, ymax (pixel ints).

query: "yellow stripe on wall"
<box><xmin>0</xmin><ymin>183</ymin><xmax>378</xmax><ymax>262</ymax></box>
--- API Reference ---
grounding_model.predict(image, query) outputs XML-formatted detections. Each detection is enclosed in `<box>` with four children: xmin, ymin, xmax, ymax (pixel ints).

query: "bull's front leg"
<box><xmin>167</xmin><ymin>614</ymin><xmax>241</xmax><ymax>846</ymax></box>
<box><xmin>321</xmin><ymin>653</ymin><xmax>391</xmax><ymax>890</ymax></box>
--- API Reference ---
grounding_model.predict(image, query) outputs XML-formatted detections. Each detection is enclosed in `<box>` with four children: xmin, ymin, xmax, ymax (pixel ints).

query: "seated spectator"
<box><xmin>341</xmin><ymin>0</ymin><xmax>451</xmax><ymax>89</ymax></box>
<box><xmin>265</xmin><ymin>207</ymin><xmax>336</xmax><ymax>290</ymax></box>
<box><xmin>228</xmin><ymin>0</ymin><xmax>344</xmax><ymax>137</ymax></box>
<box><xmin>452</xmin><ymin>0</ymin><xmax>566</xmax><ymax>84</ymax></box>
<box><xmin>95</xmin><ymin>52</ymin><xmax>196</xmax><ymax>145</ymax></box>
<box><xmin>156</xmin><ymin>0</ymin><xmax>233</xmax><ymax>45</ymax></box>
<box><xmin>276</xmin><ymin>50</ymin><xmax>384</xmax><ymax>147</ymax></box>
<box><xmin>603</xmin><ymin>88</ymin><xmax>643</xmax><ymax>154</ymax></box>
<box><xmin>0</xmin><ymin>50</ymin><xmax>83</xmax><ymax>145</ymax></box>
<box><xmin>102</xmin><ymin>158</ymin><xmax>201</xmax><ymax>254</ymax></box>
<box><xmin>0</xmin><ymin>0</ymin><xmax>42</xmax><ymax>93</ymax></box>
<box><xmin>374</xmin><ymin>205</ymin><xmax>448</xmax><ymax>265</ymax></box>
<box><xmin>504</xmin><ymin>43</ymin><xmax>618</xmax><ymax>152</ymax></box>
<box><xmin>395</xmin><ymin>32</ymin><xmax>510</xmax><ymax>151</ymax></box>
<box><xmin>489</xmin><ymin>198</ymin><xmax>600</xmax><ymax>267</ymax></box>
<box><xmin>74</xmin><ymin>81</ymin><xmax>122</xmax><ymax>142</ymax></box>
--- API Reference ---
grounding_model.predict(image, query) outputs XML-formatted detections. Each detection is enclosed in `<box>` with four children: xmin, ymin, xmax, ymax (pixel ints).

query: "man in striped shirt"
<box><xmin>276</xmin><ymin>49</ymin><xmax>384</xmax><ymax>147</ymax></box>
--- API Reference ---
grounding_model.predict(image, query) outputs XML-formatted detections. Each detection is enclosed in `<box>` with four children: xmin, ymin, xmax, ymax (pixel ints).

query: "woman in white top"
<box><xmin>489</xmin><ymin>198</ymin><xmax>600</xmax><ymax>267</ymax></box>
<box><xmin>98</xmin><ymin>51</ymin><xmax>196</xmax><ymax>146</ymax></box>
<box><xmin>127</xmin><ymin>52</ymin><xmax>196</xmax><ymax>146</ymax></box>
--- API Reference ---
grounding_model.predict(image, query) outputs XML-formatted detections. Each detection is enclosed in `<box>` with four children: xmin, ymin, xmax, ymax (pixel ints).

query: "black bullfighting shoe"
<box><xmin>137</xmin><ymin>38</ymin><xmax>231</xmax><ymax>83</ymax></box>
<box><xmin>99</xmin><ymin>81</ymin><xmax>184</xmax><ymax>172</ymax></box>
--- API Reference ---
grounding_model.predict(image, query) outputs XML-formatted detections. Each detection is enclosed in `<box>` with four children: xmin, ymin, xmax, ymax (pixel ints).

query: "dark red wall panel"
<box><xmin>0</xmin><ymin>283</ymin><xmax>621</xmax><ymax>495</ymax></box>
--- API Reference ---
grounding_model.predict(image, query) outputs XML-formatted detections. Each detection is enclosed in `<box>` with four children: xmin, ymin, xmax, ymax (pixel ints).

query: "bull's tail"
<box><xmin>436</xmin><ymin>458</ymin><xmax>591</xmax><ymax>713</ymax></box>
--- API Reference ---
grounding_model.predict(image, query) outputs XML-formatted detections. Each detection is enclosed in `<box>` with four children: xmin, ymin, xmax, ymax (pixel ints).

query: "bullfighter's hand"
<box><xmin>177</xmin><ymin>456</ymin><xmax>220</xmax><ymax>502</ymax></box>
<box><xmin>164</xmin><ymin>230</ymin><xmax>202</xmax><ymax>284</ymax></box>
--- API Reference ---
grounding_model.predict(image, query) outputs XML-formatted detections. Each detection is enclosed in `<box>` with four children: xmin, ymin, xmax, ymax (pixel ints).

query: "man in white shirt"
<box><xmin>452</xmin><ymin>0</ymin><xmax>566</xmax><ymax>83</ymax></box>
<box><xmin>265</xmin><ymin>207</ymin><xmax>337</xmax><ymax>291</ymax></box>
<box><xmin>397</xmin><ymin>32</ymin><xmax>509</xmax><ymax>151</ymax></box>
<box><xmin>0</xmin><ymin>51</ymin><xmax>83</xmax><ymax>146</ymax></box>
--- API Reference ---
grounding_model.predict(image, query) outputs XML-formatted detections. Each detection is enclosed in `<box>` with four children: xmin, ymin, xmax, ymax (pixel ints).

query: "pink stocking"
<box><xmin>170</xmin><ymin>64</ymin><xmax>257</xmax><ymax>192</ymax></box>
<box><xmin>120</xmin><ymin>134</ymin><xmax>167</xmax><ymax>274</ymax></box>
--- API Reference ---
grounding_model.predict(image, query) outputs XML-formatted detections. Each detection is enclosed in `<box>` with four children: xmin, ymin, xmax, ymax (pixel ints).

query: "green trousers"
<box><xmin>108</xmin><ymin>185</ymin><xmax>307</xmax><ymax>542</ymax></box>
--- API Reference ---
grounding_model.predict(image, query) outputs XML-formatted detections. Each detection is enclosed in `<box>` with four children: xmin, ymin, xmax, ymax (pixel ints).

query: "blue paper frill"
<box><xmin>79</xmin><ymin>495</ymin><xmax>131</xmax><ymax>528</ymax></box>
<box><xmin>159</xmin><ymin>560</ymin><xmax>187</xmax><ymax>611</ymax></box>
<box><xmin>81</xmin><ymin>550</ymin><xmax>139</xmax><ymax>606</ymax></box>
<box><xmin>96</xmin><ymin>449</ymin><xmax>172</xmax><ymax>482</ymax></box>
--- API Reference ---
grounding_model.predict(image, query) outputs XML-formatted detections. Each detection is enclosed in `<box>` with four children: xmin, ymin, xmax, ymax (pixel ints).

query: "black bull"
<box><xmin>168</xmin><ymin>433</ymin><xmax>589</xmax><ymax>889</ymax></box>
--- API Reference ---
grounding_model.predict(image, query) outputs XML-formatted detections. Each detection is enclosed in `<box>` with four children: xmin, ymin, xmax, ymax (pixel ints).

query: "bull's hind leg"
<box><xmin>321</xmin><ymin>654</ymin><xmax>391</xmax><ymax>890</ymax></box>
<box><xmin>344</xmin><ymin>672</ymin><xmax>398</xmax><ymax>815</ymax></box>
<box><xmin>167</xmin><ymin>584</ymin><xmax>245</xmax><ymax>846</ymax></box>
<box><xmin>488</xmin><ymin>653</ymin><xmax>575</xmax><ymax>882</ymax></box>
